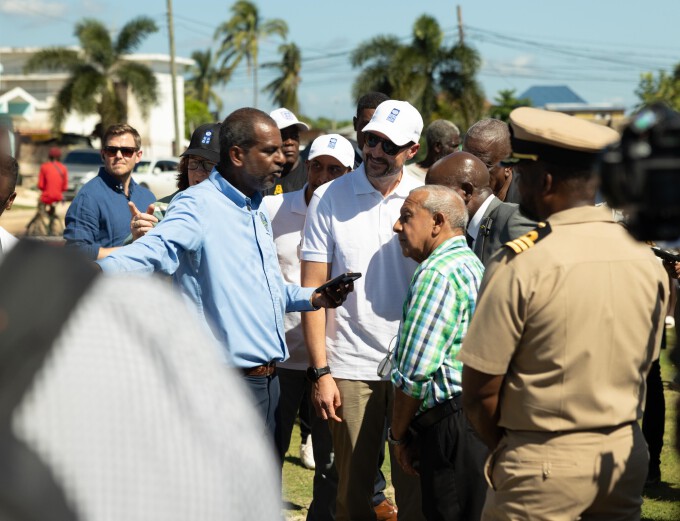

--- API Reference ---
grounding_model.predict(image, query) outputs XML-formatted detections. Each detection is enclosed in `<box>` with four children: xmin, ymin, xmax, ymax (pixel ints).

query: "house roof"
<box><xmin>519</xmin><ymin>85</ymin><xmax>586</xmax><ymax>107</ymax></box>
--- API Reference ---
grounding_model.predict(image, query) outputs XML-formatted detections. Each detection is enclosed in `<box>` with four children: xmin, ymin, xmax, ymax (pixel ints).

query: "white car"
<box><xmin>132</xmin><ymin>157</ymin><xmax>180</xmax><ymax>199</ymax></box>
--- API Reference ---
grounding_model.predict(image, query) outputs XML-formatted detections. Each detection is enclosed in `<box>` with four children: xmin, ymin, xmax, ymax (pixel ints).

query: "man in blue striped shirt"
<box><xmin>390</xmin><ymin>185</ymin><xmax>488</xmax><ymax>521</ymax></box>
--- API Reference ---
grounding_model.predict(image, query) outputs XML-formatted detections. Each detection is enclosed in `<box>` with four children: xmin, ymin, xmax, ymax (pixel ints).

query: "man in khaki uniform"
<box><xmin>458</xmin><ymin>107</ymin><xmax>669</xmax><ymax>521</ymax></box>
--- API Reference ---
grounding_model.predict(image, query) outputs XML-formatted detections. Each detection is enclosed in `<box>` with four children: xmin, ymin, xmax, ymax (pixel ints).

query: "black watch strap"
<box><xmin>306</xmin><ymin>365</ymin><xmax>331</xmax><ymax>382</ymax></box>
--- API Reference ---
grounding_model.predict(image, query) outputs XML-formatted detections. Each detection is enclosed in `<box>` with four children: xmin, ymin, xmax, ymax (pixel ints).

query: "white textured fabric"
<box><xmin>0</xmin><ymin>225</ymin><xmax>18</xmax><ymax>256</ymax></box>
<box><xmin>301</xmin><ymin>165</ymin><xmax>421</xmax><ymax>380</ymax></box>
<box><xmin>264</xmin><ymin>188</ymin><xmax>308</xmax><ymax>370</ymax></box>
<box><xmin>11</xmin><ymin>275</ymin><xmax>281</xmax><ymax>521</ymax></box>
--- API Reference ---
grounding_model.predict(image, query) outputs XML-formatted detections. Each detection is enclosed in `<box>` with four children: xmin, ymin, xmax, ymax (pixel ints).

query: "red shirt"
<box><xmin>38</xmin><ymin>160</ymin><xmax>68</xmax><ymax>204</ymax></box>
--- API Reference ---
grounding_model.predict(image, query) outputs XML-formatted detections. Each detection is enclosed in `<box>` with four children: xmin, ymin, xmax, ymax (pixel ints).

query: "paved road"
<box><xmin>2</xmin><ymin>187</ymin><xmax>69</xmax><ymax>238</ymax></box>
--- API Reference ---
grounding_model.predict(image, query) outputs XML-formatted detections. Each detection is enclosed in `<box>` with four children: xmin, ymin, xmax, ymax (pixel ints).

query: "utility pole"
<box><xmin>167</xmin><ymin>0</ymin><xmax>181</xmax><ymax>156</ymax></box>
<box><xmin>457</xmin><ymin>5</ymin><xmax>464</xmax><ymax>45</ymax></box>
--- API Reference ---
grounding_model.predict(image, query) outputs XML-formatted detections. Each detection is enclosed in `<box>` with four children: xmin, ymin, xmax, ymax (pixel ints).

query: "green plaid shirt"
<box><xmin>391</xmin><ymin>236</ymin><xmax>484</xmax><ymax>412</ymax></box>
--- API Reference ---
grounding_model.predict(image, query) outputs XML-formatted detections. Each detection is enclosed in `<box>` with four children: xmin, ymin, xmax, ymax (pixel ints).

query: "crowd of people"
<box><xmin>0</xmin><ymin>92</ymin><xmax>676</xmax><ymax>521</ymax></box>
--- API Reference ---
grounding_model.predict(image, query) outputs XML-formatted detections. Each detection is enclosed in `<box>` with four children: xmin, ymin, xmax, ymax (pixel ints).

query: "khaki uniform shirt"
<box><xmin>458</xmin><ymin>205</ymin><xmax>668</xmax><ymax>432</ymax></box>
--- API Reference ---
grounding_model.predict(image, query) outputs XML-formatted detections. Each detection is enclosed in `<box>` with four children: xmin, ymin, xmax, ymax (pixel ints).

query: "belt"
<box><xmin>411</xmin><ymin>393</ymin><xmax>462</xmax><ymax>433</ymax></box>
<box><xmin>241</xmin><ymin>361</ymin><xmax>276</xmax><ymax>377</ymax></box>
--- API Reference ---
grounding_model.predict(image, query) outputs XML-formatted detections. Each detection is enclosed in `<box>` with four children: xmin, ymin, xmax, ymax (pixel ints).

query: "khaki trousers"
<box><xmin>482</xmin><ymin>423</ymin><xmax>648</xmax><ymax>521</ymax></box>
<box><xmin>330</xmin><ymin>379</ymin><xmax>425</xmax><ymax>521</ymax></box>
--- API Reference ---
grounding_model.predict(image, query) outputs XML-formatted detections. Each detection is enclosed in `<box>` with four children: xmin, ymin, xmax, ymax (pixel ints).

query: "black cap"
<box><xmin>181</xmin><ymin>122</ymin><xmax>222</xmax><ymax>163</ymax></box>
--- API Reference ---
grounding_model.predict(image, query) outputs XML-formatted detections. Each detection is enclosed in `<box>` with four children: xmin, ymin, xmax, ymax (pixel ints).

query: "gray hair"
<box><xmin>463</xmin><ymin>118</ymin><xmax>511</xmax><ymax>164</ymax></box>
<box><xmin>426</xmin><ymin>119</ymin><xmax>460</xmax><ymax>148</ymax></box>
<box><xmin>412</xmin><ymin>185</ymin><xmax>468</xmax><ymax>230</ymax></box>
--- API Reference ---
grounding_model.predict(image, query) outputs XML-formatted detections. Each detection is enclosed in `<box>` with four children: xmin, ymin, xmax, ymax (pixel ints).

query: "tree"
<box><xmin>350</xmin><ymin>15</ymin><xmax>485</xmax><ymax>127</ymax></box>
<box><xmin>24</xmin><ymin>16</ymin><xmax>159</xmax><ymax>135</ymax></box>
<box><xmin>262</xmin><ymin>42</ymin><xmax>302</xmax><ymax>113</ymax></box>
<box><xmin>214</xmin><ymin>0</ymin><xmax>288</xmax><ymax>108</ymax></box>
<box><xmin>350</xmin><ymin>35</ymin><xmax>402</xmax><ymax>101</ymax></box>
<box><xmin>490</xmin><ymin>89</ymin><xmax>532</xmax><ymax>122</ymax></box>
<box><xmin>184</xmin><ymin>96</ymin><xmax>213</xmax><ymax>138</ymax></box>
<box><xmin>635</xmin><ymin>63</ymin><xmax>680</xmax><ymax>112</ymax></box>
<box><xmin>186</xmin><ymin>48</ymin><xmax>227</xmax><ymax>114</ymax></box>
<box><xmin>438</xmin><ymin>42</ymin><xmax>486</xmax><ymax>131</ymax></box>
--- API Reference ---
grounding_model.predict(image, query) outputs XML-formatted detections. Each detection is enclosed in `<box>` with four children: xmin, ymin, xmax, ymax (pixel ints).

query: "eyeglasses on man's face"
<box><xmin>364</xmin><ymin>132</ymin><xmax>411</xmax><ymax>156</ymax></box>
<box><xmin>187</xmin><ymin>158</ymin><xmax>216</xmax><ymax>173</ymax></box>
<box><xmin>103</xmin><ymin>146</ymin><xmax>138</xmax><ymax>158</ymax></box>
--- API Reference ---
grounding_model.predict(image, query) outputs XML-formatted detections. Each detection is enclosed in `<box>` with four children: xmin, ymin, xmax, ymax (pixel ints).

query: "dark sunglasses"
<box><xmin>103</xmin><ymin>146</ymin><xmax>138</xmax><ymax>158</ymax></box>
<box><xmin>187</xmin><ymin>158</ymin><xmax>216</xmax><ymax>172</ymax></box>
<box><xmin>364</xmin><ymin>132</ymin><xmax>410</xmax><ymax>156</ymax></box>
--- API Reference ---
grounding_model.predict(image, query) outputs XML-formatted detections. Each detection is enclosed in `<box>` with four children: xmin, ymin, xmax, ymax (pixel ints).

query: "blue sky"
<box><xmin>1</xmin><ymin>0</ymin><xmax>679</xmax><ymax>121</ymax></box>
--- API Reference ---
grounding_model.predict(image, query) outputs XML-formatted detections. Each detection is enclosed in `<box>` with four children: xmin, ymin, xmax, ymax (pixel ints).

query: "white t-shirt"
<box><xmin>301</xmin><ymin>164</ymin><xmax>421</xmax><ymax>380</ymax></box>
<box><xmin>264</xmin><ymin>187</ymin><xmax>308</xmax><ymax>371</ymax></box>
<box><xmin>0</xmin><ymin>225</ymin><xmax>18</xmax><ymax>256</ymax></box>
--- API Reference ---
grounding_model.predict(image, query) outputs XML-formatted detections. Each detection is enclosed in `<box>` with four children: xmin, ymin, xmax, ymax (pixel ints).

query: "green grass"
<box><xmin>283</xmin><ymin>336</ymin><xmax>680</xmax><ymax>520</ymax></box>
<box><xmin>641</xmin><ymin>332</ymin><xmax>680</xmax><ymax>521</ymax></box>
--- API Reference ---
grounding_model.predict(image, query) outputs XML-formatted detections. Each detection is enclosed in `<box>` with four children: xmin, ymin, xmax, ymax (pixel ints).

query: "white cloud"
<box><xmin>0</xmin><ymin>0</ymin><xmax>67</xmax><ymax>17</ymax></box>
<box><xmin>483</xmin><ymin>54</ymin><xmax>537</xmax><ymax>77</ymax></box>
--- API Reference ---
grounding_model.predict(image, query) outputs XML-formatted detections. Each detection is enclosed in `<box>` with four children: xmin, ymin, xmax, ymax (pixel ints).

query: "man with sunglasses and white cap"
<box><xmin>264</xmin><ymin>107</ymin><xmax>310</xmax><ymax>196</ymax></box>
<box><xmin>64</xmin><ymin>124</ymin><xmax>155</xmax><ymax>260</ymax></box>
<box><xmin>301</xmin><ymin>100</ymin><xmax>425</xmax><ymax>521</ymax></box>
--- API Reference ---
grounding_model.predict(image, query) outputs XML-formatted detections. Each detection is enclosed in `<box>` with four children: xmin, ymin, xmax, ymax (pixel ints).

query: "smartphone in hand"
<box><xmin>316</xmin><ymin>272</ymin><xmax>362</xmax><ymax>292</ymax></box>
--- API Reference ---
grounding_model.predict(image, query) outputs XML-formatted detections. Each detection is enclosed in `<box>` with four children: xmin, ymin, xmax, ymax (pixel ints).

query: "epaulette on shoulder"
<box><xmin>504</xmin><ymin>222</ymin><xmax>551</xmax><ymax>255</ymax></box>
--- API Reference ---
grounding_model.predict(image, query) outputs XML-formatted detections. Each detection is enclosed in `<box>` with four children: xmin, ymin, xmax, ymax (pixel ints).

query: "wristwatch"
<box><xmin>306</xmin><ymin>365</ymin><xmax>331</xmax><ymax>382</ymax></box>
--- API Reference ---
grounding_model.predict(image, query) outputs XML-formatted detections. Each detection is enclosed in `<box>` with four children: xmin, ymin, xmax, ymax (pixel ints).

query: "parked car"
<box><xmin>62</xmin><ymin>148</ymin><xmax>102</xmax><ymax>200</ymax></box>
<box><xmin>132</xmin><ymin>157</ymin><xmax>180</xmax><ymax>199</ymax></box>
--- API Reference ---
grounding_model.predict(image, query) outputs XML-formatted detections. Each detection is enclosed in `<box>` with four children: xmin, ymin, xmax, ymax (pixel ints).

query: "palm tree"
<box><xmin>214</xmin><ymin>0</ymin><xmax>288</xmax><ymax>108</ymax></box>
<box><xmin>24</xmin><ymin>16</ymin><xmax>159</xmax><ymax>135</ymax></box>
<box><xmin>186</xmin><ymin>48</ymin><xmax>226</xmax><ymax>114</ymax></box>
<box><xmin>262</xmin><ymin>42</ymin><xmax>302</xmax><ymax>113</ymax></box>
<box><xmin>438</xmin><ymin>43</ymin><xmax>486</xmax><ymax>130</ymax></box>
<box><xmin>350</xmin><ymin>35</ymin><xmax>402</xmax><ymax>101</ymax></box>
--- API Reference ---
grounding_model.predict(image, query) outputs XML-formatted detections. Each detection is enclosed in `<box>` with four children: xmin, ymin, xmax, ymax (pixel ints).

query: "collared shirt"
<box><xmin>264</xmin><ymin>185</ymin><xmax>309</xmax><ymax>370</ymax></box>
<box><xmin>391</xmin><ymin>236</ymin><xmax>484</xmax><ymax>412</ymax></box>
<box><xmin>64</xmin><ymin>167</ymin><xmax>156</xmax><ymax>260</ymax></box>
<box><xmin>458</xmin><ymin>205</ymin><xmax>668</xmax><ymax>431</ymax></box>
<box><xmin>98</xmin><ymin>169</ymin><xmax>316</xmax><ymax>368</ymax></box>
<box><xmin>467</xmin><ymin>194</ymin><xmax>496</xmax><ymax>247</ymax></box>
<box><xmin>301</xmin><ymin>164</ymin><xmax>422</xmax><ymax>380</ymax></box>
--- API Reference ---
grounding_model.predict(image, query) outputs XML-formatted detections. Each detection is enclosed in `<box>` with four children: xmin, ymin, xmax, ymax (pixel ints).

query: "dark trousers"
<box><xmin>415</xmin><ymin>407</ymin><xmax>488</xmax><ymax>521</ymax></box>
<box><xmin>243</xmin><ymin>372</ymin><xmax>281</xmax><ymax>441</ymax></box>
<box><xmin>643</xmin><ymin>357</ymin><xmax>665</xmax><ymax>474</ymax></box>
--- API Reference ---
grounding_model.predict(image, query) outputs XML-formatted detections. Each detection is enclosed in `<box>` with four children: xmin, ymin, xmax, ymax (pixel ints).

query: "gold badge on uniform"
<box><xmin>274</xmin><ymin>185</ymin><xmax>283</xmax><ymax>195</ymax></box>
<box><xmin>504</xmin><ymin>222</ymin><xmax>551</xmax><ymax>254</ymax></box>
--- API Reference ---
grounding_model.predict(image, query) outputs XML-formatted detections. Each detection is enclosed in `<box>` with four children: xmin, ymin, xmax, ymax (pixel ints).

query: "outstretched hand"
<box><xmin>128</xmin><ymin>201</ymin><xmax>158</xmax><ymax>240</ymax></box>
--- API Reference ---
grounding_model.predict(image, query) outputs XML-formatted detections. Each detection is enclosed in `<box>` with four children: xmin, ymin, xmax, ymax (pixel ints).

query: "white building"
<box><xmin>0</xmin><ymin>47</ymin><xmax>193</xmax><ymax>157</ymax></box>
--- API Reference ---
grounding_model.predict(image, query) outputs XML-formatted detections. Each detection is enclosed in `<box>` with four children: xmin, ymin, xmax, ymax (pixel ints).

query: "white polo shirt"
<box><xmin>264</xmin><ymin>187</ymin><xmax>308</xmax><ymax>371</ymax></box>
<box><xmin>301</xmin><ymin>164</ymin><xmax>421</xmax><ymax>380</ymax></box>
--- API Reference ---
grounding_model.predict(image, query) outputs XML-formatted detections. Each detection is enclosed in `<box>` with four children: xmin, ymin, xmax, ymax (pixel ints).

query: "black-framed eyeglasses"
<box><xmin>103</xmin><ymin>146</ymin><xmax>138</xmax><ymax>158</ymax></box>
<box><xmin>187</xmin><ymin>158</ymin><xmax>216</xmax><ymax>173</ymax></box>
<box><xmin>365</xmin><ymin>132</ymin><xmax>411</xmax><ymax>156</ymax></box>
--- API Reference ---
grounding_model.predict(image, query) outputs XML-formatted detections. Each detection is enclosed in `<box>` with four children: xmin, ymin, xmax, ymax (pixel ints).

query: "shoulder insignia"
<box><xmin>503</xmin><ymin>222</ymin><xmax>551</xmax><ymax>254</ymax></box>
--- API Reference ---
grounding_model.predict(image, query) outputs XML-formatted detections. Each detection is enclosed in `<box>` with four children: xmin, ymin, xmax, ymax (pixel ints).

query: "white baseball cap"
<box><xmin>362</xmin><ymin>100</ymin><xmax>423</xmax><ymax>146</ymax></box>
<box><xmin>269</xmin><ymin>108</ymin><xmax>310</xmax><ymax>132</ymax></box>
<box><xmin>308</xmin><ymin>134</ymin><xmax>355</xmax><ymax>168</ymax></box>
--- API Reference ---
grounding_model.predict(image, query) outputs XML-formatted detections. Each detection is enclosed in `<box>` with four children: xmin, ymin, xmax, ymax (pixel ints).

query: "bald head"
<box><xmin>425</xmin><ymin>151</ymin><xmax>492</xmax><ymax>219</ymax></box>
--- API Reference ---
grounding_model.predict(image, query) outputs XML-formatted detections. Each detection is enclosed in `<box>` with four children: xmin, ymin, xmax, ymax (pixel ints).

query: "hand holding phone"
<box><xmin>316</xmin><ymin>272</ymin><xmax>362</xmax><ymax>293</ymax></box>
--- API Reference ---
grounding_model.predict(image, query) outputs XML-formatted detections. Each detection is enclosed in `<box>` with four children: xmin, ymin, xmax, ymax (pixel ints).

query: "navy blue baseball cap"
<box><xmin>181</xmin><ymin>122</ymin><xmax>222</xmax><ymax>163</ymax></box>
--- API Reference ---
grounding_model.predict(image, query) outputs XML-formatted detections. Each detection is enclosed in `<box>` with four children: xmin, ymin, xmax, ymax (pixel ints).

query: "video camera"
<box><xmin>599</xmin><ymin>102</ymin><xmax>680</xmax><ymax>241</ymax></box>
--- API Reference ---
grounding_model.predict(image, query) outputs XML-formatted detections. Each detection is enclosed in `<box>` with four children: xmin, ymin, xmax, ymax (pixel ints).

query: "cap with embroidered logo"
<box><xmin>508</xmin><ymin>107</ymin><xmax>620</xmax><ymax>167</ymax></box>
<box><xmin>181</xmin><ymin>122</ymin><xmax>222</xmax><ymax>163</ymax></box>
<box><xmin>269</xmin><ymin>108</ymin><xmax>310</xmax><ymax>132</ymax></box>
<box><xmin>308</xmin><ymin>134</ymin><xmax>355</xmax><ymax>168</ymax></box>
<box><xmin>362</xmin><ymin>100</ymin><xmax>423</xmax><ymax>146</ymax></box>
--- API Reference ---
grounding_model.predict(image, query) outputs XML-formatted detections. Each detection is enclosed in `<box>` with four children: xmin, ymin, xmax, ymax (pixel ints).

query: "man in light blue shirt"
<box><xmin>98</xmin><ymin>108</ymin><xmax>351</xmax><ymax>436</ymax></box>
